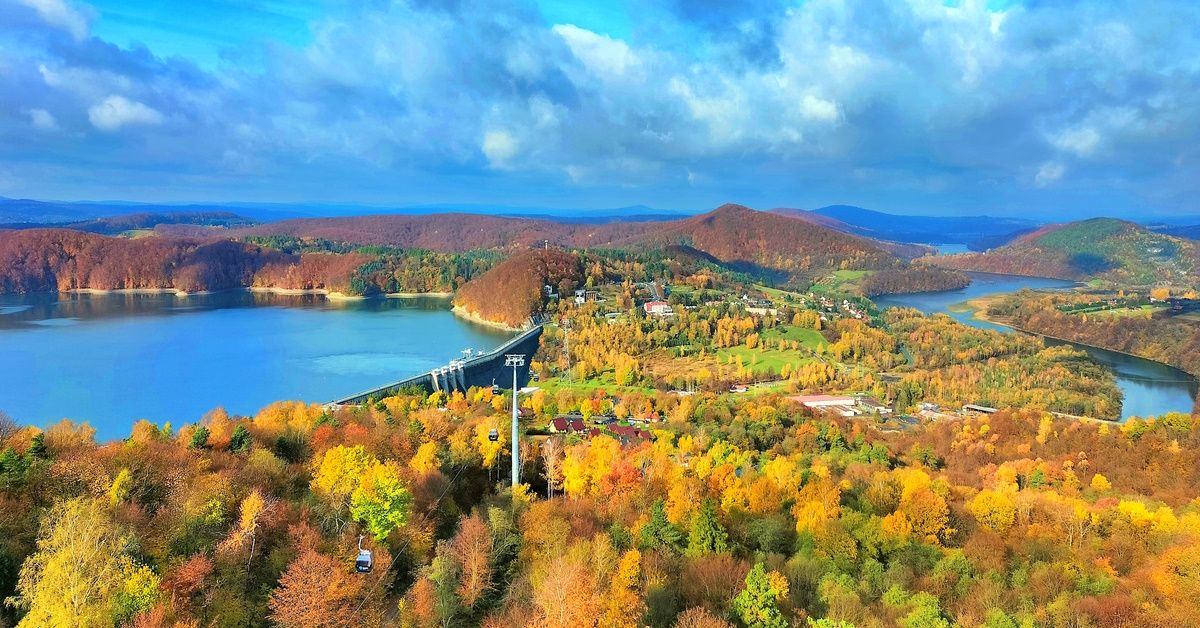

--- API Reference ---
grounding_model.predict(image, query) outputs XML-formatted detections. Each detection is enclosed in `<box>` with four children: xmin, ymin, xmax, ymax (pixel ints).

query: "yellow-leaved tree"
<box><xmin>12</xmin><ymin>497</ymin><xmax>161</xmax><ymax>626</ymax></box>
<box><xmin>311</xmin><ymin>444</ymin><xmax>378</xmax><ymax>532</ymax></box>
<box><xmin>599</xmin><ymin>549</ymin><xmax>645</xmax><ymax>628</ymax></box>
<box><xmin>967</xmin><ymin>489</ymin><xmax>1017</xmax><ymax>532</ymax></box>
<box><xmin>409</xmin><ymin>442</ymin><xmax>440</xmax><ymax>474</ymax></box>
<box><xmin>219</xmin><ymin>490</ymin><xmax>273</xmax><ymax>570</ymax></box>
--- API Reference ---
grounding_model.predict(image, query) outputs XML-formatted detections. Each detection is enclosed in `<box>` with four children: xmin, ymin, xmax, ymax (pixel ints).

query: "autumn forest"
<box><xmin>1</xmin><ymin>203</ymin><xmax>1199</xmax><ymax>628</ymax></box>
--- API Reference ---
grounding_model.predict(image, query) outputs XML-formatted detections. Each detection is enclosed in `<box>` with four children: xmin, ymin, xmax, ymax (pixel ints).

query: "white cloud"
<box><xmin>18</xmin><ymin>0</ymin><xmax>88</xmax><ymax>41</ymax></box>
<box><xmin>1051</xmin><ymin>127</ymin><xmax>1101</xmax><ymax>158</ymax></box>
<box><xmin>799</xmin><ymin>94</ymin><xmax>840</xmax><ymax>123</ymax></box>
<box><xmin>1035</xmin><ymin>162</ymin><xmax>1065</xmax><ymax>187</ymax></box>
<box><xmin>87</xmin><ymin>96</ymin><xmax>164</xmax><ymax>132</ymax></box>
<box><xmin>481</xmin><ymin>130</ymin><xmax>519</xmax><ymax>168</ymax></box>
<box><xmin>5</xmin><ymin>0</ymin><xmax>1200</xmax><ymax>213</ymax></box>
<box><xmin>552</xmin><ymin>24</ymin><xmax>639</xmax><ymax>79</ymax></box>
<box><xmin>37</xmin><ymin>63</ymin><xmax>61</xmax><ymax>87</ymax></box>
<box><xmin>28</xmin><ymin>108</ymin><xmax>58</xmax><ymax>131</ymax></box>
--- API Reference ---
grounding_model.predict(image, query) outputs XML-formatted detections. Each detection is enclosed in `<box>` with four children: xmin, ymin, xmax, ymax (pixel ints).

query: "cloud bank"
<box><xmin>1</xmin><ymin>0</ymin><xmax>1198</xmax><ymax>217</ymax></box>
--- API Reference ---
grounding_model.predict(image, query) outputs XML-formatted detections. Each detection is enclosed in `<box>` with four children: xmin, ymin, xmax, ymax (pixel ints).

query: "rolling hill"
<box><xmin>232</xmin><ymin>204</ymin><xmax>907</xmax><ymax>279</ymax></box>
<box><xmin>0</xmin><ymin>204</ymin><xmax>969</xmax><ymax>302</ymax></box>
<box><xmin>453</xmin><ymin>249</ymin><xmax>582</xmax><ymax>328</ymax></box>
<box><xmin>622</xmin><ymin>203</ymin><xmax>900</xmax><ymax>278</ymax></box>
<box><xmin>770</xmin><ymin>205</ymin><xmax>1038</xmax><ymax>250</ymax></box>
<box><xmin>926</xmin><ymin>218</ymin><xmax>1200</xmax><ymax>287</ymax></box>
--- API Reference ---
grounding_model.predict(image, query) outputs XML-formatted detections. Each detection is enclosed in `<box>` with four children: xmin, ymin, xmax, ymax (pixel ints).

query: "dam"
<box><xmin>331</xmin><ymin>324</ymin><xmax>543</xmax><ymax>406</ymax></box>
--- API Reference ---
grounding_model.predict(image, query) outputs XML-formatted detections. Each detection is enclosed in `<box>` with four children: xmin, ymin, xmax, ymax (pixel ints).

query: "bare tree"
<box><xmin>0</xmin><ymin>410</ymin><xmax>17</xmax><ymax>442</ymax></box>
<box><xmin>541</xmin><ymin>437</ymin><xmax>563</xmax><ymax>499</ymax></box>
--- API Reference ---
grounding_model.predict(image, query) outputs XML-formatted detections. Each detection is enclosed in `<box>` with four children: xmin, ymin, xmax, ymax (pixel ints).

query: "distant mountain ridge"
<box><xmin>1154</xmin><ymin>224</ymin><xmax>1200</xmax><ymax>241</ymax></box>
<box><xmin>926</xmin><ymin>217</ymin><xmax>1200</xmax><ymax>287</ymax></box>
<box><xmin>0</xmin><ymin>211</ymin><xmax>255</xmax><ymax>235</ymax></box>
<box><xmin>770</xmin><ymin>205</ymin><xmax>1039</xmax><ymax>251</ymax></box>
<box><xmin>0</xmin><ymin>197</ymin><xmax>689</xmax><ymax>224</ymax></box>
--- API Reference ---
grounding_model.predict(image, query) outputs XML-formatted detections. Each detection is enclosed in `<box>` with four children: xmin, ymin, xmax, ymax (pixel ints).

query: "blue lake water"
<box><xmin>931</xmin><ymin>243</ymin><xmax>971</xmax><ymax>255</ymax></box>
<box><xmin>874</xmin><ymin>272</ymin><xmax>1199</xmax><ymax>420</ymax></box>
<box><xmin>0</xmin><ymin>292</ymin><xmax>513</xmax><ymax>439</ymax></box>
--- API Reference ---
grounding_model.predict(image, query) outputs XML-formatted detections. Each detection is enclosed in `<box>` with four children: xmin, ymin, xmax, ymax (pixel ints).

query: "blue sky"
<box><xmin>1</xmin><ymin>0</ymin><xmax>1198</xmax><ymax>218</ymax></box>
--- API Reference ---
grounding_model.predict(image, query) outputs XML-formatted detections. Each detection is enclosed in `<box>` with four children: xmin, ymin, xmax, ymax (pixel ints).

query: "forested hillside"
<box><xmin>0</xmin><ymin>229</ymin><xmax>288</xmax><ymax>293</ymax></box>
<box><xmin>0</xmin><ymin>230</ymin><xmax>507</xmax><ymax>296</ymax></box>
<box><xmin>859</xmin><ymin>267</ymin><xmax>970</xmax><ymax>296</ymax></box>
<box><xmin>928</xmin><ymin>219</ymin><xmax>1200</xmax><ymax>287</ymax></box>
<box><xmin>453</xmin><ymin>249</ymin><xmax>582</xmax><ymax>327</ymax></box>
<box><xmin>628</xmin><ymin>204</ymin><xmax>900</xmax><ymax>279</ymax></box>
<box><xmin>233</xmin><ymin>213</ymin><xmax>589</xmax><ymax>252</ymax></box>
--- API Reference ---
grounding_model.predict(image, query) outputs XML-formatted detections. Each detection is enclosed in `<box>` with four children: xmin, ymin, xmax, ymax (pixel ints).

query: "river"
<box><xmin>0</xmin><ymin>292</ymin><xmax>514</xmax><ymax>439</ymax></box>
<box><xmin>873</xmin><ymin>272</ymin><xmax>1199</xmax><ymax>420</ymax></box>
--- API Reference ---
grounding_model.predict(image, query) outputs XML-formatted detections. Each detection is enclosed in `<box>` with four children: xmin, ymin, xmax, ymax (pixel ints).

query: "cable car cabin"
<box><xmin>356</xmin><ymin>549</ymin><xmax>373</xmax><ymax>573</ymax></box>
<box><xmin>488</xmin><ymin>428</ymin><xmax>499</xmax><ymax>442</ymax></box>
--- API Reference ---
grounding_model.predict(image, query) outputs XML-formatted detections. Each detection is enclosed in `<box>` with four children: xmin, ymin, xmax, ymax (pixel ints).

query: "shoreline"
<box><xmin>915</xmin><ymin>263</ymin><xmax>1083</xmax><ymax>285</ymax></box>
<box><xmin>247</xmin><ymin>286</ymin><xmax>363</xmax><ymax>300</ymax></box>
<box><xmin>961</xmin><ymin>297</ymin><xmax>1199</xmax><ymax>380</ymax></box>
<box><xmin>69</xmin><ymin>287</ymin><xmax>191</xmax><ymax>297</ymax></box>
<box><xmin>386</xmin><ymin>291</ymin><xmax>453</xmax><ymax>299</ymax></box>
<box><xmin>56</xmin><ymin>286</ymin><xmax>457</xmax><ymax>301</ymax></box>
<box><xmin>450</xmin><ymin>305</ymin><xmax>527</xmax><ymax>332</ymax></box>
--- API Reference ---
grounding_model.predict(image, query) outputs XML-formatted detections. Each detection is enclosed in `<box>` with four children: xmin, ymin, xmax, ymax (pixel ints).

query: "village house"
<box><xmin>643</xmin><ymin>300</ymin><xmax>674</xmax><ymax>317</ymax></box>
<box><xmin>608</xmin><ymin>425</ymin><xmax>653</xmax><ymax>444</ymax></box>
<box><xmin>549</xmin><ymin>417</ymin><xmax>588</xmax><ymax>434</ymax></box>
<box><xmin>789</xmin><ymin>394</ymin><xmax>861</xmax><ymax>417</ymax></box>
<box><xmin>788</xmin><ymin>394</ymin><xmax>894</xmax><ymax>417</ymax></box>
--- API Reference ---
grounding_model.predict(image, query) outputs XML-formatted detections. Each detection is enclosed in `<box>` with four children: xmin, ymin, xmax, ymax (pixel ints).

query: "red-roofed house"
<box><xmin>608</xmin><ymin>425</ymin><xmax>653</xmax><ymax>444</ymax></box>
<box><xmin>643</xmin><ymin>301</ymin><xmax>673</xmax><ymax>317</ymax></box>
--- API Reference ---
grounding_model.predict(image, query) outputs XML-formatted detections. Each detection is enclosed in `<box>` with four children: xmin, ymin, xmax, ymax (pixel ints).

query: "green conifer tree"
<box><xmin>686</xmin><ymin>498</ymin><xmax>729</xmax><ymax>557</ymax></box>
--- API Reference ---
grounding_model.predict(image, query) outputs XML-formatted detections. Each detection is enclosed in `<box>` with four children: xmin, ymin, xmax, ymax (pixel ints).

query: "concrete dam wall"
<box><xmin>331</xmin><ymin>325</ymin><xmax>543</xmax><ymax>406</ymax></box>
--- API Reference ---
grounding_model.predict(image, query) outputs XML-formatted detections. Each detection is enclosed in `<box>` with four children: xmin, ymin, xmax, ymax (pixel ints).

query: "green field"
<box><xmin>1085</xmin><ymin>305</ymin><xmax>1166</xmax><ymax>318</ymax></box>
<box><xmin>763</xmin><ymin>324</ymin><xmax>827</xmax><ymax>348</ymax></box>
<box><xmin>714</xmin><ymin>346</ymin><xmax>816</xmax><ymax>377</ymax></box>
<box><xmin>715</xmin><ymin>324</ymin><xmax>826</xmax><ymax>377</ymax></box>
<box><xmin>537</xmin><ymin>376</ymin><xmax>656</xmax><ymax>396</ymax></box>
<box><xmin>756</xmin><ymin>284</ymin><xmax>807</xmax><ymax>304</ymax></box>
<box><xmin>809</xmin><ymin>269</ymin><xmax>869</xmax><ymax>294</ymax></box>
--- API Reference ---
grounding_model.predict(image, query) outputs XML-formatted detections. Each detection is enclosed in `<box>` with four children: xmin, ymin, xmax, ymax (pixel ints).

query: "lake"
<box><xmin>0</xmin><ymin>292</ymin><xmax>514</xmax><ymax>439</ymax></box>
<box><xmin>874</xmin><ymin>272</ymin><xmax>1199</xmax><ymax>420</ymax></box>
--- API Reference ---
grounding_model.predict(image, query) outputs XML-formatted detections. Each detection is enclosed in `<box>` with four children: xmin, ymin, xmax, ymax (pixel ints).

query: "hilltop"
<box><xmin>926</xmin><ymin>218</ymin><xmax>1200</xmax><ymax>287</ymax></box>
<box><xmin>615</xmin><ymin>204</ymin><xmax>901</xmax><ymax>278</ymax></box>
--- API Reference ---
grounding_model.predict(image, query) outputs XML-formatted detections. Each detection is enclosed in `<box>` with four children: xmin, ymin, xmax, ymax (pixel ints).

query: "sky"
<box><xmin>1</xmin><ymin>0</ymin><xmax>1199</xmax><ymax>218</ymax></box>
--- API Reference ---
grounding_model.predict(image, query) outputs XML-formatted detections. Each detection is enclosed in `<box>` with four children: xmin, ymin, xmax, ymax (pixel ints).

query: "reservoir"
<box><xmin>873</xmin><ymin>272</ymin><xmax>1199</xmax><ymax>420</ymax></box>
<box><xmin>0</xmin><ymin>292</ymin><xmax>514</xmax><ymax>440</ymax></box>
